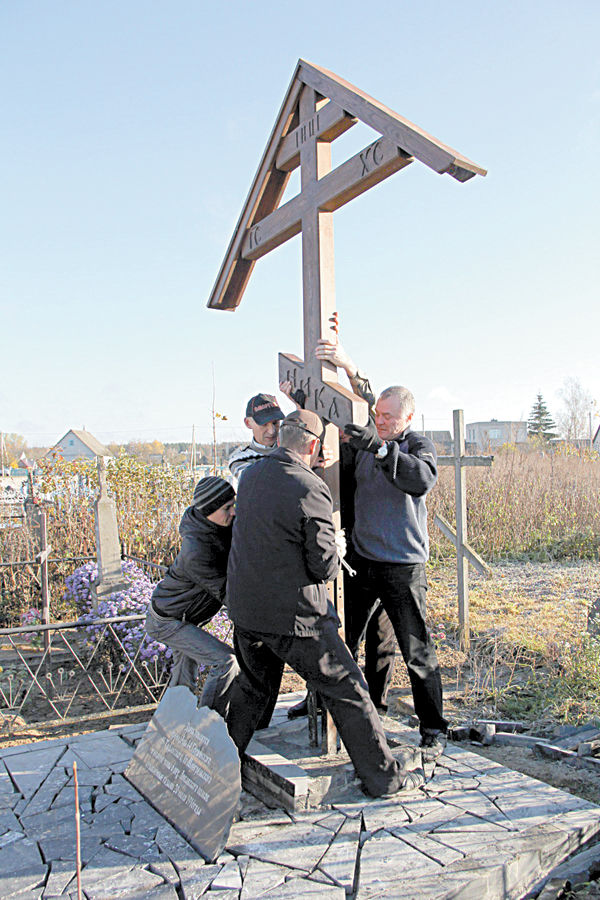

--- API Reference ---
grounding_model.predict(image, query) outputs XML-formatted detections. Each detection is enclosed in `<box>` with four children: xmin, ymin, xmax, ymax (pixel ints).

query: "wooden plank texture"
<box><xmin>434</xmin><ymin>514</ymin><xmax>491</xmax><ymax>578</ymax></box>
<box><xmin>298</xmin><ymin>59</ymin><xmax>487</xmax><ymax>181</ymax></box>
<box><xmin>276</xmin><ymin>101</ymin><xmax>356</xmax><ymax>172</ymax></box>
<box><xmin>438</xmin><ymin>455</ymin><xmax>493</xmax><ymax>467</ymax></box>
<box><xmin>279</xmin><ymin>354</ymin><xmax>368</xmax><ymax>429</ymax></box>
<box><xmin>207</xmin><ymin>70</ymin><xmax>303</xmax><ymax>310</ymax></box>
<box><xmin>241</xmin><ymin>138</ymin><xmax>412</xmax><ymax>262</ymax></box>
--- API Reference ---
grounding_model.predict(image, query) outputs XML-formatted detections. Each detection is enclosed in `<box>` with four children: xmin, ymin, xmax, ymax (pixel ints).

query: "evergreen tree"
<box><xmin>527</xmin><ymin>393</ymin><xmax>557</xmax><ymax>441</ymax></box>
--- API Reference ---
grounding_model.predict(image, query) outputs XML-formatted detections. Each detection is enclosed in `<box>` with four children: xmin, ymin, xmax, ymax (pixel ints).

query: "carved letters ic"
<box><xmin>248</xmin><ymin>225</ymin><xmax>261</xmax><ymax>250</ymax></box>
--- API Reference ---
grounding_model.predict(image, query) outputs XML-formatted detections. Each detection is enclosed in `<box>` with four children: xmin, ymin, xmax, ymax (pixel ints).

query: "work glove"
<box><xmin>344</xmin><ymin>417</ymin><xmax>384</xmax><ymax>454</ymax></box>
<box><xmin>334</xmin><ymin>529</ymin><xmax>347</xmax><ymax>560</ymax></box>
<box><xmin>291</xmin><ymin>387</ymin><xmax>306</xmax><ymax>409</ymax></box>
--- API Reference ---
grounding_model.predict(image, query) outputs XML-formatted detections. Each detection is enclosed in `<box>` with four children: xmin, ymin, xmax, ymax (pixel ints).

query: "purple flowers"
<box><xmin>64</xmin><ymin>560</ymin><xmax>169</xmax><ymax>665</ymax></box>
<box><xmin>63</xmin><ymin>560</ymin><xmax>234</xmax><ymax>672</ymax></box>
<box><xmin>20</xmin><ymin>607</ymin><xmax>42</xmax><ymax>644</ymax></box>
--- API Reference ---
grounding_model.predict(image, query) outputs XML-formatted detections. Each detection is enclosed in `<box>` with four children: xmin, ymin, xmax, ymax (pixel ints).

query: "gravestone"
<box><xmin>92</xmin><ymin>457</ymin><xmax>127</xmax><ymax>605</ymax></box>
<box><xmin>125</xmin><ymin>685</ymin><xmax>241</xmax><ymax>862</ymax></box>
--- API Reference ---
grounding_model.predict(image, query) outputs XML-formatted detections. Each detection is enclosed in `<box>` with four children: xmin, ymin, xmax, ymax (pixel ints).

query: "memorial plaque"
<box><xmin>125</xmin><ymin>686</ymin><xmax>241</xmax><ymax>862</ymax></box>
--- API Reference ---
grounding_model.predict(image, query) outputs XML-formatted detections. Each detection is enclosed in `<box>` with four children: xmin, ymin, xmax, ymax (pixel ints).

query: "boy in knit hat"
<box><xmin>145</xmin><ymin>475</ymin><xmax>238</xmax><ymax>717</ymax></box>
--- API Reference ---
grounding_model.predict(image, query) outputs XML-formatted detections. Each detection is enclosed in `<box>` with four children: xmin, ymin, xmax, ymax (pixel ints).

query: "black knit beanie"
<box><xmin>192</xmin><ymin>476</ymin><xmax>235</xmax><ymax>517</ymax></box>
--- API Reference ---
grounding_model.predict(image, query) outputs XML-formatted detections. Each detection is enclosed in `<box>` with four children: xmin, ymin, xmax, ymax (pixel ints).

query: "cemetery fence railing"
<box><xmin>0</xmin><ymin>614</ymin><xmax>171</xmax><ymax>736</ymax></box>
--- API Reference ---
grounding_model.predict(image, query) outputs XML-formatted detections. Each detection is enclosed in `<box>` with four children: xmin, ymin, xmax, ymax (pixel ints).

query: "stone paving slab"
<box><xmin>1</xmin><ymin>696</ymin><xmax>600</xmax><ymax>898</ymax></box>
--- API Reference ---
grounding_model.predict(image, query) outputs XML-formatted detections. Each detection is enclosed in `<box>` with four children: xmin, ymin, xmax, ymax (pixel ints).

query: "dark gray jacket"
<box><xmin>151</xmin><ymin>506</ymin><xmax>232</xmax><ymax>626</ymax></box>
<box><xmin>226</xmin><ymin>446</ymin><xmax>340</xmax><ymax>636</ymax></box>
<box><xmin>349</xmin><ymin>430</ymin><xmax>438</xmax><ymax>564</ymax></box>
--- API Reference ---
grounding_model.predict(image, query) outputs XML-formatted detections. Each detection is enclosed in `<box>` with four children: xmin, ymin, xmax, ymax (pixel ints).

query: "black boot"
<box><xmin>287</xmin><ymin>694</ymin><xmax>309</xmax><ymax>719</ymax></box>
<box><xmin>288</xmin><ymin>692</ymin><xmax>323</xmax><ymax>719</ymax></box>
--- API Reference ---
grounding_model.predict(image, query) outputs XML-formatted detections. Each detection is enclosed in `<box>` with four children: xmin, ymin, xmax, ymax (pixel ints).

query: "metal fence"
<box><xmin>0</xmin><ymin>615</ymin><xmax>171</xmax><ymax>736</ymax></box>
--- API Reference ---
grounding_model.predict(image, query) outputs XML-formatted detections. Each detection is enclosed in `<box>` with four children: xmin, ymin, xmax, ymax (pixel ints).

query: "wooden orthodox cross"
<box><xmin>208</xmin><ymin>60</ymin><xmax>486</xmax><ymax>750</ymax></box>
<box><xmin>436</xmin><ymin>410</ymin><xmax>493</xmax><ymax>651</ymax></box>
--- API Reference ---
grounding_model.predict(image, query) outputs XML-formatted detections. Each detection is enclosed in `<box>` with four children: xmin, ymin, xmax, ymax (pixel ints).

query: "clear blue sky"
<box><xmin>2</xmin><ymin>1</ymin><xmax>599</xmax><ymax>446</ymax></box>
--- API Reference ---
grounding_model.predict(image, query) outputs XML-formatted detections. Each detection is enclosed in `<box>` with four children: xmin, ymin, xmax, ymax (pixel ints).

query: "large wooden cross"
<box><xmin>436</xmin><ymin>410</ymin><xmax>493</xmax><ymax>650</ymax></box>
<box><xmin>208</xmin><ymin>60</ymin><xmax>486</xmax><ymax>749</ymax></box>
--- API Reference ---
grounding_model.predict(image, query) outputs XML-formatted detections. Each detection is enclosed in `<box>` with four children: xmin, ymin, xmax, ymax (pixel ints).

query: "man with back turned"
<box><xmin>224</xmin><ymin>408</ymin><xmax>409</xmax><ymax>798</ymax></box>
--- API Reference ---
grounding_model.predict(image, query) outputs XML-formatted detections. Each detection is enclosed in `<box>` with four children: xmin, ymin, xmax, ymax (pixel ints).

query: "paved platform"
<box><xmin>1</xmin><ymin>693</ymin><xmax>600</xmax><ymax>899</ymax></box>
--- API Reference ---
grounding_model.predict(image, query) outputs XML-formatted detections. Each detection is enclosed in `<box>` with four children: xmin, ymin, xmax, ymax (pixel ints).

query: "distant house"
<box><xmin>47</xmin><ymin>429</ymin><xmax>112</xmax><ymax>462</ymax></box>
<box><xmin>466</xmin><ymin>420</ymin><xmax>527</xmax><ymax>451</ymax></box>
<box><xmin>552</xmin><ymin>437</ymin><xmax>596</xmax><ymax>453</ymax></box>
<box><xmin>423</xmin><ymin>430</ymin><xmax>453</xmax><ymax>454</ymax></box>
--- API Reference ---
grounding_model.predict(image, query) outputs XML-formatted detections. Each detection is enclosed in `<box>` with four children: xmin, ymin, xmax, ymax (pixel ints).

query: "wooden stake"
<box><xmin>73</xmin><ymin>761</ymin><xmax>82</xmax><ymax>900</ymax></box>
<box><xmin>39</xmin><ymin>509</ymin><xmax>51</xmax><ymax>653</ymax></box>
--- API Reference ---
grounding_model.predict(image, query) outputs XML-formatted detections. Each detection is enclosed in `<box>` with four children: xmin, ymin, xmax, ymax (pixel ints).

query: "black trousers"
<box><xmin>225</xmin><ymin>619</ymin><xmax>403</xmax><ymax>797</ymax></box>
<box><xmin>344</xmin><ymin>599</ymin><xmax>396</xmax><ymax>712</ymax></box>
<box><xmin>345</xmin><ymin>554</ymin><xmax>447</xmax><ymax>735</ymax></box>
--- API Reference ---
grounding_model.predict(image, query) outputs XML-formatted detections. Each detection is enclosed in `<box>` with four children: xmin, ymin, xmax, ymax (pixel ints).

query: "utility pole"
<box><xmin>190</xmin><ymin>425</ymin><xmax>196</xmax><ymax>473</ymax></box>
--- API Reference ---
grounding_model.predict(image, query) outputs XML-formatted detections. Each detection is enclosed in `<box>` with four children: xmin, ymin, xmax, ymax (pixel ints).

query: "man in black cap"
<box><xmin>145</xmin><ymin>476</ymin><xmax>238</xmax><ymax>718</ymax></box>
<box><xmin>225</xmin><ymin>409</ymin><xmax>409</xmax><ymax>798</ymax></box>
<box><xmin>228</xmin><ymin>392</ymin><xmax>286</xmax><ymax>484</ymax></box>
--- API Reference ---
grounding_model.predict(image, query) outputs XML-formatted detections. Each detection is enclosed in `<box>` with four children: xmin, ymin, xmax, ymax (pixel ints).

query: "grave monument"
<box><xmin>92</xmin><ymin>457</ymin><xmax>128</xmax><ymax>606</ymax></box>
<box><xmin>125</xmin><ymin>685</ymin><xmax>241</xmax><ymax>861</ymax></box>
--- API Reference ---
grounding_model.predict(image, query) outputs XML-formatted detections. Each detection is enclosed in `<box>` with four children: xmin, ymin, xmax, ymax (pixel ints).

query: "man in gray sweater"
<box><xmin>317</xmin><ymin>339</ymin><xmax>447</xmax><ymax>760</ymax></box>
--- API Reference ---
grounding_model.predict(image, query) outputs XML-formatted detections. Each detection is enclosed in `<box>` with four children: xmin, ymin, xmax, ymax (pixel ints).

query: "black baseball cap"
<box><xmin>246</xmin><ymin>393</ymin><xmax>285</xmax><ymax>425</ymax></box>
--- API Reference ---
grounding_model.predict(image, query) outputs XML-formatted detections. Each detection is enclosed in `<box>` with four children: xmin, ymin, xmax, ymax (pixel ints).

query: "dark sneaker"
<box><xmin>420</xmin><ymin>731</ymin><xmax>446</xmax><ymax>762</ymax></box>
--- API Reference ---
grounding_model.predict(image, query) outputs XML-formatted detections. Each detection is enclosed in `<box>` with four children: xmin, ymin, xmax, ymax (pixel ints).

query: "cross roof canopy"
<box><xmin>207</xmin><ymin>58</ymin><xmax>486</xmax><ymax>314</ymax></box>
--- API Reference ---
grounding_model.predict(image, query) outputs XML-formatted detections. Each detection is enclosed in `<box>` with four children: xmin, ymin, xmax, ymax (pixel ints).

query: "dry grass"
<box><xmin>2</xmin><ymin>448</ymin><xmax>600</xmax><ymax>730</ymax></box>
<box><xmin>424</xmin><ymin>560</ymin><xmax>600</xmax><ymax>728</ymax></box>
<box><xmin>429</xmin><ymin>445</ymin><xmax>600</xmax><ymax>561</ymax></box>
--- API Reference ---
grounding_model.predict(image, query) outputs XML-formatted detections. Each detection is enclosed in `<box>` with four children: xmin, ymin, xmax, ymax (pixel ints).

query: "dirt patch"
<box><xmin>465</xmin><ymin>742</ymin><xmax>600</xmax><ymax>805</ymax></box>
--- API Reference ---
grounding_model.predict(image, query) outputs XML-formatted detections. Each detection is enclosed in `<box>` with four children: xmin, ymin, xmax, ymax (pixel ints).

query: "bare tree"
<box><xmin>556</xmin><ymin>377</ymin><xmax>593</xmax><ymax>440</ymax></box>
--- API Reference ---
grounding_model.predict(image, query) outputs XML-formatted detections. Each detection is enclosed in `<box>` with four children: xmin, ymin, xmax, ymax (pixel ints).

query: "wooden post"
<box><xmin>436</xmin><ymin>410</ymin><xmax>493</xmax><ymax>651</ymax></box>
<box><xmin>39</xmin><ymin>509</ymin><xmax>51</xmax><ymax>653</ymax></box>
<box><xmin>453</xmin><ymin>411</ymin><xmax>468</xmax><ymax>649</ymax></box>
<box><xmin>298</xmin><ymin>86</ymin><xmax>340</xmax><ymax>754</ymax></box>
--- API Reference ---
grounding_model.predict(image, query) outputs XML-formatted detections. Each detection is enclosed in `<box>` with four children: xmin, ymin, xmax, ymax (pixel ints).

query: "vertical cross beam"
<box><xmin>299</xmin><ymin>86</ymin><xmax>341</xmax><ymax>754</ymax></box>
<box><xmin>453</xmin><ymin>410</ymin><xmax>469</xmax><ymax>650</ymax></box>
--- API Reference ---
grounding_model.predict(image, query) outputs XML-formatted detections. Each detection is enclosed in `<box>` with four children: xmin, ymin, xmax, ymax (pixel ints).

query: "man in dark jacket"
<box><xmin>145</xmin><ymin>476</ymin><xmax>238</xmax><ymax>718</ymax></box>
<box><xmin>316</xmin><ymin>339</ymin><xmax>447</xmax><ymax>759</ymax></box>
<box><xmin>225</xmin><ymin>409</ymin><xmax>408</xmax><ymax>798</ymax></box>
